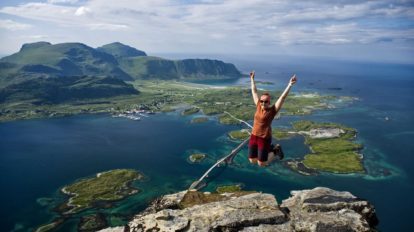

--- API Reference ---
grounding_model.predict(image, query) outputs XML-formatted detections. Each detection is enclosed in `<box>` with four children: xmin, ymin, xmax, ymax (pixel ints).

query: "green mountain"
<box><xmin>0</xmin><ymin>42</ymin><xmax>242</xmax><ymax>84</ymax></box>
<box><xmin>0</xmin><ymin>76</ymin><xmax>139</xmax><ymax>104</ymax></box>
<box><xmin>0</xmin><ymin>41</ymin><xmax>241</xmax><ymax>104</ymax></box>
<box><xmin>97</xmin><ymin>42</ymin><xmax>147</xmax><ymax>58</ymax></box>
<box><xmin>118</xmin><ymin>56</ymin><xmax>241</xmax><ymax>80</ymax></box>
<box><xmin>0</xmin><ymin>42</ymin><xmax>132</xmax><ymax>83</ymax></box>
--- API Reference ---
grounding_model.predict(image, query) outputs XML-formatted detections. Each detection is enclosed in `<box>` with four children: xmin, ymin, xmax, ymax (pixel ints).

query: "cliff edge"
<box><xmin>99</xmin><ymin>187</ymin><xmax>378</xmax><ymax>232</ymax></box>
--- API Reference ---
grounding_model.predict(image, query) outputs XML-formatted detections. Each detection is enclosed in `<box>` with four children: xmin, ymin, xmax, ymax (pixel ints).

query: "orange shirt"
<box><xmin>252</xmin><ymin>103</ymin><xmax>277</xmax><ymax>138</ymax></box>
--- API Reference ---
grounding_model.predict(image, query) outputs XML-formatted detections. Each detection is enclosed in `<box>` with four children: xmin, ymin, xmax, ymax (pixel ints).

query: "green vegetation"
<box><xmin>179</xmin><ymin>190</ymin><xmax>254</xmax><ymax>209</ymax></box>
<box><xmin>119</xmin><ymin>56</ymin><xmax>242</xmax><ymax>80</ymax></box>
<box><xmin>78</xmin><ymin>214</ymin><xmax>107</xmax><ymax>232</ymax></box>
<box><xmin>255</xmin><ymin>81</ymin><xmax>273</xmax><ymax>85</ymax></box>
<box><xmin>97</xmin><ymin>42</ymin><xmax>147</xmax><ymax>58</ymax></box>
<box><xmin>216</xmin><ymin>185</ymin><xmax>242</xmax><ymax>194</ymax></box>
<box><xmin>291</xmin><ymin>121</ymin><xmax>364</xmax><ymax>173</ymax></box>
<box><xmin>0</xmin><ymin>41</ymin><xmax>241</xmax><ymax>86</ymax></box>
<box><xmin>35</xmin><ymin>221</ymin><xmax>62</xmax><ymax>232</ymax></box>
<box><xmin>0</xmin><ymin>76</ymin><xmax>138</xmax><ymax>104</ymax></box>
<box><xmin>62</xmin><ymin>169</ymin><xmax>143</xmax><ymax>213</ymax></box>
<box><xmin>189</xmin><ymin>153</ymin><xmax>206</xmax><ymax>163</ymax></box>
<box><xmin>0</xmin><ymin>42</ymin><xmax>132</xmax><ymax>82</ymax></box>
<box><xmin>0</xmin><ymin>80</ymin><xmax>350</xmax><ymax>122</ymax></box>
<box><xmin>182</xmin><ymin>107</ymin><xmax>200</xmax><ymax>116</ymax></box>
<box><xmin>303</xmin><ymin>152</ymin><xmax>363</xmax><ymax>173</ymax></box>
<box><xmin>228</xmin><ymin>130</ymin><xmax>250</xmax><ymax>140</ymax></box>
<box><xmin>283</xmin><ymin>94</ymin><xmax>336</xmax><ymax>116</ymax></box>
<box><xmin>272</xmin><ymin>129</ymin><xmax>295</xmax><ymax>140</ymax></box>
<box><xmin>190</xmin><ymin>117</ymin><xmax>209</xmax><ymax>124</ymax></box>
<box><xmin>292</xmin><ymin>120</ymin><xmax>354</xmax><ymax>132</ymax></box>
<box><xmin>309</xmin><ymin>138</ymin><xmax>362</xmax><ymax>153</ymax></box>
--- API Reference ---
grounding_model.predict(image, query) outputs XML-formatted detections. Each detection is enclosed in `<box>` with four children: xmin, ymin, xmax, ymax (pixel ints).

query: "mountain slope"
<box><xmin>0</xmin><ymin>76</ymin><xmax>139</xmax><ymax>104</ymax></box>
<box><xmin>0</xmin><ymin>42</ymin><xmax>133</xmax><ymax>82</ymax></box>
<box><xmin>118</xmin><ymin>56</ymin><xmax>242</xmax><ymax>80</ymax></box>
<box><xmin>0</xmin><ymin>42</ymin><xmax>242</xmax><ymax>84</ymax></box>
<box><xmin>97</xmin><ymin>42</ymin><xmax>147</xmax><ymax>58</ymax></box>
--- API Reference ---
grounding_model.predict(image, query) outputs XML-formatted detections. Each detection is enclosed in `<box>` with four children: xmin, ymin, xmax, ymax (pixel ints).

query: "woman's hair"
<box><xmin>261</xmin><ymin>92</ymin><xmax>271</xmax><ymax>98</ymax></box>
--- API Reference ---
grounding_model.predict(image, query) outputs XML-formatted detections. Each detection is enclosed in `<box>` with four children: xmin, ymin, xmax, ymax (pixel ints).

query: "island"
<box><xmin>35</xmin><ymin>220</ymin><xmax>64</xmax><ymax>232</ymax></box>
<box><xmin>181</xmin><ymin>107</ymin><xmax>200</xmax><ymax>116</ymax></box>
<box><xmin>78</xmin><ymin>213</ymin><xmax>107</xmax><ymax>232</ymax></box>
<box><xmin>60</xmin><ymin>169</ymin><xmax>143</xmax><ymax>214</ymax></box>
<box><xmin>272</xmin><ymin>129</ymin><xmax>295</xmax><ymax>140</ymax></box>
<box><xmin>227</xmin><ymin>130</ymin><xmax>250</xmax><ymax>140</ymax></box>
<box><xmin>189</xmin><ymin>153</ymin><xmax>207</xmax><ymax>163</ymax></box>
<box><xmin>0</xmin><ymin>77</ymin><xmax>354</xmax><ymax>123</ymax></box>
<box><xmin>246</xmin><ymin>80</ymin><xmax>273</xmax><ymax>85</ymax></box>
<box><xmin>284</xmin><ymin>121</ymin><xmax>364</xmax><ymax>174</ymax></box>
<box><xmin>190</xmin><ymin>117</ymin><xmax>209</xmax><ymax>124</ymax></box>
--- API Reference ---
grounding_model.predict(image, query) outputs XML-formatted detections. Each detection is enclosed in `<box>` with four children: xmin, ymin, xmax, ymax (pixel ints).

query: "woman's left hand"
<box><xmin>289</xmin><ymin>74</ymin><xmax>297</xmax><ymax>85</ymax></box>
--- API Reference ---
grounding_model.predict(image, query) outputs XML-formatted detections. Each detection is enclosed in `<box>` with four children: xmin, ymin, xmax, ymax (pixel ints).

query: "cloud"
<box><xmin>21</xmin><ymin>34</ymin><xmax>49</xmax><ymax>39</ymax></box>
<box><xmin>0</xmin><ymin>3</ymin><xmax>79</xmax><ymax>25</ymax></box>
<box><xmin>0</xmin><ymin>19</ymin><xmax>31</xmax><ymax>30</ymax></box>
<box><xmin>0</xmin><ymin>0</ymin><xmax>413</xmax><ymax>60</ymax></box>
<box><xmin>88</xmin><ymin>23</ymin><xmax>129</xmax><ymax>31</ymax></box>
<box><xmin>47</xmin><ymin>0</ymin><xmax>78</xmax><ymax>4</ymax></box>
<box><xmin>74</xmin><ymin>6</ymin><xmax>91</xmax><ymax>16</ymax></box>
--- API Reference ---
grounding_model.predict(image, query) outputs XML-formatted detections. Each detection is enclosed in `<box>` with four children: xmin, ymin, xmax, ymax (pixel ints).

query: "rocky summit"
<box><xmin>99</xmin><ymin>187</ymin><xmax>378</xmax><ymax>232</ymax></box>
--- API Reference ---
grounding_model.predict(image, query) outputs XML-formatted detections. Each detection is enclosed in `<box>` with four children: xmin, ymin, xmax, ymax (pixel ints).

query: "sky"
<box><xmin>0</xmin><ymin>0</ymin><xmax>413</xmax><ymax>63</ymax></box>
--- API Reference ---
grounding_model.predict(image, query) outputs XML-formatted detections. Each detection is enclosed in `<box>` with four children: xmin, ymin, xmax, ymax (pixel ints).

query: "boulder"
<box><xmin>281</xmin><ymin>187</ymin><xmax>378</xmax><ymax>232</ymax></box>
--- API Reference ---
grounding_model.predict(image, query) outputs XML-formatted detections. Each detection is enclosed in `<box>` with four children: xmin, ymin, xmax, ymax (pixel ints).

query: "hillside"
<box><xmin>97</xmin><ymin>42</ymin><xmax>147</xmax><ymax>58</ymax></box>
<box><xmin>0</xmin><ymin>42</ymin><xmax>132</xmax><ymax>83</ymax></box>
<box><xmin>0</xmin><ymin>42</ymin><xmax>242</xmax><ymax>120</ymax></box>
<box><xmin>0</xmin><ymin>76</ymin><xmax>138</xmax><ymax>104</ymax></box>
<box><xmin>0</xmin><ymin>41</ymin><xmax>242</xmax><ymax>87</ymax></box>
<box><xmin>118</xmin><ymin>56</ymin><xmax>241</xmax><ymax>80</ymax></box>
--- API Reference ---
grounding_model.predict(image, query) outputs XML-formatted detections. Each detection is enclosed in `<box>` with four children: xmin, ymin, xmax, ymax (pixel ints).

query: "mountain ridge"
<box><xmin>0</xmin><ymin>41</ymin><xmax>242</xmax><ymax>86</ymax></box>
<box><xmin>0</xmin><ymin>41</ymin><xmax>241</xmax><ymax>104</ymax></box>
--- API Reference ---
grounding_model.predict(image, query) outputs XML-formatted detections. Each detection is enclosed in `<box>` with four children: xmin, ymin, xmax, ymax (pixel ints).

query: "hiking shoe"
<box><xmin>274</xmin><ymin>144</ymin><xmax>284</xmax><ymax>160</ymax></box>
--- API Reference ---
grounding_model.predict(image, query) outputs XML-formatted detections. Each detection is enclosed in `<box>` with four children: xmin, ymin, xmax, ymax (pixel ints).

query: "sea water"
<box><xmin>0</xmin><ymin>58</ymin><xmax>413</xmax><ymax>231</ymax></box>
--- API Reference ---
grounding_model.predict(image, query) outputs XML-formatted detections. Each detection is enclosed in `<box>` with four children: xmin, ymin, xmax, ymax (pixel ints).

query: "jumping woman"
<box><xmin>248</xmin><ymin>71</ymin><xmax>297</xmax><ymax>167</ymax></box>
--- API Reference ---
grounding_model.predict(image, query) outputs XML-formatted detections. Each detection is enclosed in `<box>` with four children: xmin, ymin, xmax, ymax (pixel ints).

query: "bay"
<box><xmin>1</xmin><ymin>58</ymin><xmax>413</xmax><ymax>231</ymax></box>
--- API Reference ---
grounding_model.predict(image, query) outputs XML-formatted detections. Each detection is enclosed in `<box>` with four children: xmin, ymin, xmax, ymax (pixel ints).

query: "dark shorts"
<box><xmin>248</xmin><ymin>134</ymin><xmax>272</xmax><ymax>162</ymax></box>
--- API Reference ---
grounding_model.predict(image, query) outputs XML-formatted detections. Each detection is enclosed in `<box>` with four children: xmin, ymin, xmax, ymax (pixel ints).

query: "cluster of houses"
<box><xmin>112</xmin><ymin>106</ymin><xmax>155</xmax><ymax>121</ymax></box>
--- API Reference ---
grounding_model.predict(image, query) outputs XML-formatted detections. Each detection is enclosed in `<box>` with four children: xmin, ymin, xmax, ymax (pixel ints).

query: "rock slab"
<box><xmin>99</xmin><ymin>187</ymin><xmax>378</xmax><ymax>232</ymax></box>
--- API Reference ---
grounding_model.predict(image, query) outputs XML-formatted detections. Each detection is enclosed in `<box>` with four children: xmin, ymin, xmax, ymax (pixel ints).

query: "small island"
<box><xmin>61</xmin><ymin>169</ymin><xmax>143</xmax><ymax>214</ymax></box>
<box><xmin>246</xmin><ymin>80</ymin><xmax>273</xmax><ymax>85</ymax></box>
<box><xmin>182</xmin><ymin>107</ymin><xmax>200</xmax><ymax>116</ymax></box>
<box><xmin>288</xmin><ymin>121</ymin><xmax>364</xmax><ymax>174</ymax></box>
<box><xmin>189</xmin><ymin>153</ymin><xmax>206</xmax><ymax>163</ymax></box>
<box><xmin>78</xmin><ymin>213</ymin><xmax>107</xmax><ymax>232</ymax></box>
<box><xmin>190</xmin><ymin>117</ymin><xmax>209</xmax><ymax>124</ymax></box>
<box><xmin>228</xmin><ymin>130</ymin><xmax>250</xmax><ymax>140</ymax></box>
